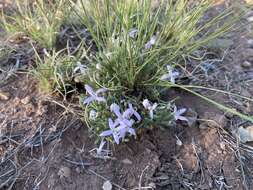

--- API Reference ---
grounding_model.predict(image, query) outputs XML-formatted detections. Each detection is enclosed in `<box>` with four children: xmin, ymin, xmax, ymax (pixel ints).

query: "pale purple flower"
<box><xmin>127</xmin><ymin>103</ymin><xmax>142</xmax><ymax>122</ymax></box>
<box><xmin>83</xmin><ymin>85</ymin><xmax>106</xmax><ymax>105</ymax></box>
<box><xmin>173</xmin><ymin>106</ymin><xmax>188</xmax><ymax>122</ymax></box>
<box><xmin>129</xmin><ymin>28</ymin><xmax>138</xmax><ymax>39</ymax></box>
<box><xmin>110</xmin><ymin>103</ymin><xmax>133</xmax><ymax>127</ymax></box>
<box><xmin>97</xmin><ymin>139</ymin><xmax>106</xmax><ymax>155</ymax></box>
<box><xmin>142</xmin><ymin>99</ymin><xmax>158</xmax><ymax>119</ymax></box>
<box><xmin>73</xmin><ymin>62</ymin><xmax>87</xmax><ymax>74</ymax></box>
<box><xmin>160</xmin><ymin>65</ymin><xmax>180</xmax><ymax>84</ymax></box>
<box><xmin>145</xmin><ymin>35</ymin><xmax>157</xmax><ymax>49</ymax></box>
<box><xmin>100</xmin><ymin>118</ymin><xmax>121</xmax><ymax>144</ymax></box>
<box><xmin>110</xmin><ymin>103</ymin><xmax>141</xmax><ymax>124</ymax></box>
<box><xmin>117</xmin><ymin>120</ymin><xmax>136</xmax><ymax>139</ymax></box>
<box><xmin>109</xmin><ymin>103</ymin><xmax>140</xmax><ymax>139</ymax></box>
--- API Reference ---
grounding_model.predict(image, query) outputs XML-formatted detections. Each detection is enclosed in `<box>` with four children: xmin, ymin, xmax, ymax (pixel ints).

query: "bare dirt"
<box><xmin>1</xmin><ymin>1</ymin><xmax>253</xmax><ymax>190</ymax></box>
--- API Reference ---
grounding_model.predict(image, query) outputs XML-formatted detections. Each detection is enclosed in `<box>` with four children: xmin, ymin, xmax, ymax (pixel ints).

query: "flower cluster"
<box><xmin>83</xmin><ymin>84</ymin><xmax>106</xmax><ymax>105</ymax></box>
<box><xmin>100</xmin><ymin>103</ymin><xmax>141</xmax><ymax>144</ymax></box>
<box><xmin>83</xmin><ymin>70</ymin><xmax>188</xmax><ymax>148</ymax></box>
<box><xmin>161</xmin><ymin>65</ymin><xmax>180</xmax><ymax>84</ymax></box>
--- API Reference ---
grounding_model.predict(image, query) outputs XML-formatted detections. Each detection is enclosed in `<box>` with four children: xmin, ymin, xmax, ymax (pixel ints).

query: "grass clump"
<box><xmin>1</xmin><ymin>0</ymin><xmax>70</xmax><ymax>49</ymax></box>
<box><xmin>32</xmin><ymin>48</ymin><xmax>84</xmax><ymax>96</ymax></box>
<box><xmin>70</xmin><ymin>0</ymin><xmax>239</xmax><ymax>148</ymax></box>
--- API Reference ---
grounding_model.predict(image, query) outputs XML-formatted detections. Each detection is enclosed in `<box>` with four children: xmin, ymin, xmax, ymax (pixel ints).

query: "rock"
<box><xmin>175</xmin><ymin>136</ymin><xmax>183</xmax><ymax>146</ymax></box>
<box><xmin>75</xmin><ymin>167</ymin><xmax>81</xmax><ymax>174</ymax></box>
<box><xmin>21</xmin><ymin>96</ymin><xmax>30</xmax><ymax>104</ymax></box>
<box><xmin>247</xmin><ymin>16</ymin><xmax>253</xmax><ymax>22</ymax></box>
<box><xmin>0</xmin><ymin>91</ymin><xmax>10</xmax><ymax>100</ymax></box>
<box><xmin>57</xmin><ymin>166</ymin><xmax>71</xmax><ymax>179</ymax></box>
<box><xmin>238</xmin><ymin>126</ymin><xmax>253</xmax><ymax>143</ymax></box>
<box><xmin>122</xmin><ymin>158</ymin><xmax>133</xmax><ymax>165</ymax></box>
<box><xmin>247</xmin><ymin>39</ymin><xmax>253</xmax><ymax>48</ymax></box>
<box><xmin>102</xmin><ymin>181</ymin><xmax>112</xmax><ymax>190</ymax></box>
<box><xmin>243</xmin><ymin>102</ymin><xmax>252</xmax><ymax>113</ymax></box>
<box><xmin>148</xmin><ymin>182</ymin><xmax>156</xmax><ymax>189</ymax></box>
<box><xmin>220</xmin><ymin>142</ymin><xmax>226</xmax><ymax>150</ymax></box>
<box><xmin>241</xmin><ymin>61</ymin><xmax>252</xmax><ymax>68</ymax></box>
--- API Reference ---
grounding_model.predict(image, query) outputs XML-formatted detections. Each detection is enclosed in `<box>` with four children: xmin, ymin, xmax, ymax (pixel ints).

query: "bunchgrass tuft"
<box><xmin>1</xmin><ymin>0</ymin><xmax>70</xmax><ymax>49</ymax></box>
<box><xmin>74</xmin><ymin>0</ymin><xmax>235</xmax><ymax>96</ymax></box>
<box><xmin>31</xmin><ymin>47</ymin><xmax>84</xmax><ymax>97</ymax></box>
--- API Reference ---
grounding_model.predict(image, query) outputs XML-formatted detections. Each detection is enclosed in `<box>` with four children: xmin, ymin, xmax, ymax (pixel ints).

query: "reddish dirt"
<box><xmin>1</xmin><ymin>1</ymin><xmax>253</xmax><ymax>190</ymax></box>
<box><xmin>1</xmin><ymin>74</ymin><xmax>253</xmax><ymax>190</ymax></box>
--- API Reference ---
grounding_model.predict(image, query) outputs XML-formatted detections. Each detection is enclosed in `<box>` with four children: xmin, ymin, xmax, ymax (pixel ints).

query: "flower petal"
<box><xmin>96</xmin><ymin>96</ymin><xmax>106</xmax><ymax>102</ymax></box>
<box><xmin>142</xmin><ymin>99</ymin><xmax>151</xmax><ymax>109</ymax></box>
<box><xmin>177</xmin><ymin>108</ymin><xmax>187</xmax><ymax>115</ymax></box>
<box><xmin>177</xmin><ymin>116</ymin><xmax>189</xmax><ymax>122</ymax></box>
<box><xmin>113</xmin><ymin>133</ymin><xmax>120</xmax><ymax>144</ymax></box>
<box><xmin>100</xmin><ymin>130</ymin><xmax>113</xmax><ymax>137</ymax></box>
<box><xmin>128</xmin><ymin>128</ymin><xmax>136</xmax><ymax>136</ymax></box>
<box><xmin>152</xmin><ymin>103</ymin><xmax>158</xmax><ymax>110</ymax></box>
<box><xmin>128</xmin><ymin>103</ymin><xmax>141</xmax><ymax>122</ymax></box>
<box><xmin>85</xmin><ymin>85</ymin><xmax>96</xmax><ymax>96</ymax></box>
<box><xmin>161</xmin><ymin>74</ymin><xmax>169</xmax><ymax>81</ymax></box>
<box><xmin>123</xmin><ymin>108</ymin><xmax>133</xmax><ymax>119</ymax></box>
<box><xmin>109</xmin><ymin>118</ymin><xmax>116</xmax><ymax>130</ymax></box>
<box><xmin>83</xmin><ymin>97</ymin><xmax>94</xmax><ymax>105</ymax></box>
<box><xmin>96</xmin><ymin>88</ymin><xmax>107</xmax><ymax>95</ymax></box>
<box><xmin>97</xmin><ymin>140</ymin><xmax>106</xmax><ymax>154</ymax></box>
<box><xmin>149</xmin><ymin>110</ymin><xmax>154</xmax><ymax>119</ymax></box>
<box><xmin>111</xmin><ymin>103</ymin><xmax>122</xmax><ymax>118</ymax></box>
<box><xmin>134</xmin><ymin>111</ymin><xmax>141</xmax><ymax>122</ymax></box>
<box><xmin>129</xmin><ymin>28</ymin><xmax>138</xmax><ymax>38</ymax></box>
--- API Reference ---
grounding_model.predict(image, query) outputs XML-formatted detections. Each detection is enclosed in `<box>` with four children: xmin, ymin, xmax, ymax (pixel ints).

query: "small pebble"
<box><xmin>241</xmin><ymin>61</ymin><xmax>252</xmax><ymax>68</ymax></box>
<box><xmin>176</xmin><ymin>138</ymin><xmax>183</xmax><ymax>146</ymax></box>
<box><xmin>247</xmin><ymin>16</ymin><xmax>253</xmax><ymax>22</ymax></box>
<box><xmin>57</xmin><ymin>166</ymin><xmax>71</xmax><ymax>179</ymax></box>
<box><xmin>0</xmin><ymin>91</ymin><xmax>10</xmax><ymax>101</ymax></box>
<box><xmin>247</xmin><ymin>39</ymin><xmax>253</xmax><ymax>48</ymax></box>
<box><xmin>102</xmin><ymin>181</ymin><xmax>112</xmax><ymax>190</ymax></box>
<box><xmin>21</xmin><ymin>96</ymin><xmax>30</xmax><ymax>104</ymax></box>
<box><xmin>75</xmin><ymin>167</ymin><xmax>81</xmax><ymax>174</ymax></box>
<box><xmin>148</xmin><ymin>182</ymin><xmax>156</xmax><ymax>189</ymax></box>
<box><xmin>175</xmin><ymin>135</ymin><xmax>183</xmax><ymax>146</ymax></box>
<box><xmin>122</xmin><ymin>158</ymin><xmax>133</xmax><ymax>165</ymax></box>
<box><xmin>220</xmin><ymin>142</ymin><xmax>226</xmax><ymax>150</ymax></box>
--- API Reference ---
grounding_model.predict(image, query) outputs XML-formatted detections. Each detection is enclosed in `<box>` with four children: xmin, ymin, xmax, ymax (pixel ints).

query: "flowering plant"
<box><xmin>71</xmin><ymin>0</ymin><xmax>238</xmax><ymax>153</ymax></box>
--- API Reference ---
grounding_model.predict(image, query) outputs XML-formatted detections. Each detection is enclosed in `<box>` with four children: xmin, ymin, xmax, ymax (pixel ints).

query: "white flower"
<box><xmin>89</xmin><ymin>110</ymin><xmax>97</xmax><ymax>120</ymax></box>
<box><xmin>129</xmin><ymin>28</ymin><xmax>138</xmax><ymax>39</ymax></box>
<box><xmin>173</xmin><ymin>106</ymin><xmax>188</xmax><ymax>122</ymax></box>
<box><xmin>96</xmin><ymin>63</ymin><xmax>102</xmax><ymax>70</ymax></box>
<box><xmin>83</xmin><ymin>85</ymin><xmax>106</xmax><ymax>105</ymax></box>
<box><xmin>142</xmin><ymin>99</ymin><xmax>158</xmax><ymax>119</ymax></box>
<box><xmin>74</xmin><ymin>62</ymin><xmax>87</xmax><ymax>74</ymax></box>
<box><xmin>161</xmin><ymin>65</ymin><xmax>180</xmax><ymax>84</ymax></box>
<box><xmin>145</xmin><ymin>35</ymin><xmax>157</xmax><ymax>49</ymax></box>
